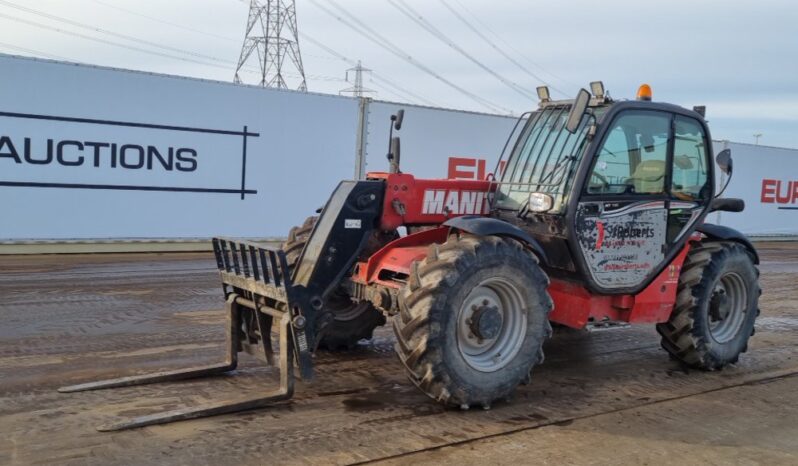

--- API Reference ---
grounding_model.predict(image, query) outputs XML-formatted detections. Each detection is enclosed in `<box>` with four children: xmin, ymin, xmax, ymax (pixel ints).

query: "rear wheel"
<box><xmin>393</xmin><ymin>234</ymin><xmax>552</xmax><ymax>408</ymax></box>
<box><xmin>657</xmin><ymin>241</ymin><xmax>760</xmax><ymax>369</ymax></box>
<box><xmin>283</xmin><ymin>216</ymin><xmax>386</xmax><ymax>350</ymax></box>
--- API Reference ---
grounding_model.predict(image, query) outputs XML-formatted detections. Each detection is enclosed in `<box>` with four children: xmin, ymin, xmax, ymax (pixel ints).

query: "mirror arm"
<box><xmin>714</xmin><ymin>168</ymin><xmax>733</xmax><ymax>198</ymax></box>
<box><xmin>387</xmin><ymin>109</ymin><xmax>405</xmax><ymax>170</ymax></box>
<box><xmin>713</xmin><ymin>148</ymin><xmax>733</xmax><ymax>198</ymax></box>
<box><xmin>586</xmin><ymin>112</ymin><xmax>598</xmax><ymax>141</ymax></box>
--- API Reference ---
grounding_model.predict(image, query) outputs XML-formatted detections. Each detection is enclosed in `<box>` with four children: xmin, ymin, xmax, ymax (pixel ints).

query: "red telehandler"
<box><xmin>61</xmin><ymin>82</ymin><xmax>760</xmax><ymax>431</ymax></box>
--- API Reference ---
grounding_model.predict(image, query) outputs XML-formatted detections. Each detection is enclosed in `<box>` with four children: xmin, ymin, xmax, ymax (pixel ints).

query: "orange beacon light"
<box><xmin>637</xmin><ymin>84</ymin><xmax>652</xmax><ymax>101</ymax></box>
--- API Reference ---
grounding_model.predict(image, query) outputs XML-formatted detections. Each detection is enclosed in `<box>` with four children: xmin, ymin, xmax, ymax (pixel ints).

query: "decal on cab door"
<box><xmin>575</xmin><ymin>201</ymin><xmax>667</xmax><ymax>289</ymax></box>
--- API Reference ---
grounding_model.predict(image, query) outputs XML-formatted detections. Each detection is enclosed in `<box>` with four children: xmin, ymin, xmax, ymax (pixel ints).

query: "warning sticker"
<box><xmin>344</xmin><ymin>219</ymin><xmax>361</xmax><ymax>229</ymax></box>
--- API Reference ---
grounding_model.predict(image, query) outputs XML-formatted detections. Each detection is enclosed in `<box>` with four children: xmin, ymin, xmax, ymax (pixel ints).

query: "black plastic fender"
<box><xmin>697</xmin><ymin>223</ymin><xmax>759</xmax><ymax>264</ymax></box>
<box><xmin>443</xmin><ymin>215</ymin><xmax>548</xmax><ymax>265</ymax></box>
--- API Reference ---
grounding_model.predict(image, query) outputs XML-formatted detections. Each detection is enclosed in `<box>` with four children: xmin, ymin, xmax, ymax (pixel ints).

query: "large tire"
<box><xmin>657</xmin><ymin>241</ymin><xmax>760</xmax><ymax>370</ymax></box>
<box><xmin>393</xmin><ymin>234</ymin><xmax>552</xmax><ymax>408</ymax></box>
<box><xmin>283</xmin><ymin>216</ymin><xmax>386</xmax><ymax>350</ymax></box>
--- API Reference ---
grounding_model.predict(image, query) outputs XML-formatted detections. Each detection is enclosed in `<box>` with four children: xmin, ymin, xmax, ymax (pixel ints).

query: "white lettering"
<box><xmin>422</xmin><ymin>189</ymin><xmax>446</xmax><ymax>214</ymax></box>
<box><xmin>445</xmin><ymin>191</ymin><xmax>460</xmax><ymax>215</ymax></box>
<box><xmin>459</xmin><ymin>191</ymin><xmax>478</xmax><ymax>214</ymax></box>
<box><xmin>422</xmin><ymin>189</ymin><xmax>492</xmax><ymax>215</ymax></box>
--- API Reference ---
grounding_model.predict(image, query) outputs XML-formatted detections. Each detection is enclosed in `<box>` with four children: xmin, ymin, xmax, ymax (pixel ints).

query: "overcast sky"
<box><xmin>1</xmin><ymin>0</ymin><xmax>796</xmax><ymax>147</ymax></box>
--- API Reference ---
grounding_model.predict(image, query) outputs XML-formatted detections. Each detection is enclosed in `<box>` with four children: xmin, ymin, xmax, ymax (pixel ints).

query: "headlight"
<box><xmin>528</xmin><ymin>192</ymin><xmax>554</xmax><ymax>212</ymax></box>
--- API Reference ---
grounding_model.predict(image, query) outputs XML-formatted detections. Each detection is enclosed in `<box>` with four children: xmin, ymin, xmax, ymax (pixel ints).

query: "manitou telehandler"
<box><xmin>61</xmin><ymin>82</ymin><xmax>760</xmax><ymax>431</ymax></box>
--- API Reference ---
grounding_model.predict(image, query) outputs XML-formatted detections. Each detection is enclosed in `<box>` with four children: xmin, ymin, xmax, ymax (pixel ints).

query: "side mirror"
<box><xmin>392</xmin><ymin>109</ymin><xmax>405</xmax><ymax>131</ymax></box>
<box><xmin>565</xmin><ymin>89</ymin><xmax>590</xmax><ymax>133</ymax></box>
<box><xmin>387</xmin><ymin>110</ymin><xmax>405</xmax><ymax>172</ymax></box>
<box><xmin>716</xmin><ymin>149</ymin><xmax>732</xmax><ymax>174</ymax></box>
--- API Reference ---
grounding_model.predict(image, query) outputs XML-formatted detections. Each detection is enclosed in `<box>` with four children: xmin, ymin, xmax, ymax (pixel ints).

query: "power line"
<box><xmin>91</xmin><ymin>0</ymin><xmax>238</xmax><ymax>43</ymax></box>
<box><xmin>323</xmin><ymin>0</ymin><xmax>511</xmax><ymax>113</ymax></box>
<box><xmin>0</xmin><ymin>0</ymin><xmax>235</xmax><ymax>66</ymax></box>
<box><xmin>0</xmin><ymin>11</ymin><xmax>238</xmax><ymax>70</ymax></box>
<box><xmin>367</xmin><ymin>83</ymin><xmax>420</xmax><ymax>104</ymax></box>
<box><xmin>8</xmin><ymin>0</ymin><xmax>496</xmax><ymax>108</ymax></box>
<box><xmin>438</xmin><ymin>0</ymin><xmax>568</xmax><ymax>98</ymax></box>
<box><xmin>0</xmin><ymin>40</ymin><xmax>77</xmax><ymax>62</ymax></box>
<box><xmin>0</xmin><ymin>0</ymin><xmax>485</xmax><ymax>107</ymax></box>
<box><xmin>87</xmin><ymin>0</ymin><xmax>443</xmax><ymax>105</ymax></box>
<box><xmin>449</xmin><ymin>0</ymin><xmax>578</xmax><ymax>91</ymax></box>
<box><xmin>92</xmin><ymin>0</ymin><xmax>338</xmax><ymax>63</ymax></box>
<box><xmin>389</xmin><ymin>0</ymin><xmax>536</xmax><ymax>101</ymax></box>
<box><xmin>310</xmin><ymin>0</ymin><xmax>511</xmax><ymax>114</ymax></box>
<box><xmin>301</xmin><ymin>32</ymin><xmax>440</xmax><ymax>107</ymax></box>
<box><xmin>0</xmin><ymin>9</ymin><xmax>345</xmax><ymax>85</ymax></box>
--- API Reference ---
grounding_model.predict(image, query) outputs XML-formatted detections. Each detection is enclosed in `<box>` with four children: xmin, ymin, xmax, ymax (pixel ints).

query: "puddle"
<box><xmin>343</xmin><ymin>393</ymin><xmax>389</xmax><ymax>412</ymax></box>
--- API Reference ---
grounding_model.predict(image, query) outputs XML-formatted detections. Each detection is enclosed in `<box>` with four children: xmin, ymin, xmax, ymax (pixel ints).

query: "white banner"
<box><xmin>0</xmin><ymin>54</ymin><xmax>795</xmax><ymax>241</ymax></box>
<box><xmin>364</xmin><ymin>101</ymin><xmax>517</xmax><ymax>179</ymax></box>
<box><xmin>711</xmin><ymin>141</ymin><xmax>798</xmax><ymax>236</ymax></box>
<box><xmin>0</xmin><ymin>54</ymin><xmax>358</xmax><ymax>239</ymax></box>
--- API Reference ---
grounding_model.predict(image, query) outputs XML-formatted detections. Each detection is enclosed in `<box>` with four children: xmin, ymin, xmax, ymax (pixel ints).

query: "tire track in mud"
<box><xmin>0</xmin><ymin>250</ymin><xmax>796</xmax><ymax>465</ymax></box>
<box><xmin>4</xmin><ymin>337</ymin><xmax>794</xmax><ymax>466</ymax></box>
<box><xmin>354</xmin><ymin>369</ymin><xmax>798</xmax><ymax>466</ymax></box>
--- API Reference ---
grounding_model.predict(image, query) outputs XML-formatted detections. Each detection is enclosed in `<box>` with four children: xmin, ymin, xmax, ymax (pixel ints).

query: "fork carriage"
<box><xmin>59</xmin><ymin>239</ymin><xmax>309</xmax><ymax>431</ymax></box>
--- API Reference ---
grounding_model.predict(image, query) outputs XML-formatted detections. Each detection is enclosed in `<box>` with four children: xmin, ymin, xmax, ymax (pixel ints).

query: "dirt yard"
<box><xmin>1</xmin><ymin>243</ymin><xmax>796</xmax><ymax>465</ymax></box>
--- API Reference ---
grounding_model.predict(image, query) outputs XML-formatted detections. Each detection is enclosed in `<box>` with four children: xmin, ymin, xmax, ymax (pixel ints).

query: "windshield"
<box><xmin>494</xmin><ymin>105</ymin><xmax>604</xmax><ymax>213</ymax></box>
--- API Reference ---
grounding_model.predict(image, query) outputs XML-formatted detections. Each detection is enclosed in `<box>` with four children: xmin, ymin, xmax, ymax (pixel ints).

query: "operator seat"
<box><xmin>630</xmin><ymin>159</ymin><xmax>666</xmax><ymax>193</ymax></box>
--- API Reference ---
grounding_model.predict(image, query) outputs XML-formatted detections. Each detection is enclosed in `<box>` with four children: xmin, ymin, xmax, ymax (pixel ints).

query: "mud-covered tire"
<box><xmin>282</xmin><ymin>216</ymin><xmax>385</xmax><ymax>350</ymax></box>
<box><xmin>657</xmin><ymin>241</ymin><xmax>760</xmax><ymax>370</ymax></box>
<box><xmin>283</xmin><ymin>216</ymin><xmax>317</xmax><ymax>267</ymax></box>
<box><xmin>393</xmin><ymin>233</ymin><xmax>553</xmax><ymax>408</ymax></box>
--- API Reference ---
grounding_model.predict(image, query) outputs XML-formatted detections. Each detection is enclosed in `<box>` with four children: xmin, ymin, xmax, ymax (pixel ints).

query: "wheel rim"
<box><xmin>456</xmin><ymin>277</ymin><xmax>527</xmax><ymax>372</ymax></box>
<box><xmin>327</xmin><ymin>293</ymin><xmax>371</xmax><ymax>321</ymax></box>
<box><xmin>708</xmin><ymin>271</ymin><xmax>748</xmax><ymax>343</ymax></box>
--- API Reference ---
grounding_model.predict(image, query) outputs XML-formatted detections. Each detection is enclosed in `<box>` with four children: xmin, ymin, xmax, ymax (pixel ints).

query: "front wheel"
<box><xmin>393</xmin><ymin>234</ymin><xmax>552</xmax><ymax>408</ymax></box>
<box><xmin>657</xmin><ymin>241</ymin><xmax>760</xmax><ymax>369</ymax></box>
<box><xmin>282</xmin><ymin>216</ymin><xmax>385</xmax><ymax>350</ymax></box>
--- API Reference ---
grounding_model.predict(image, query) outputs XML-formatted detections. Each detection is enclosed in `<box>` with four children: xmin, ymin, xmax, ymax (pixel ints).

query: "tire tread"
<box><xmin>656</xmin><ymin>241</ymin><xmax>760</xmax><ymax>370</ymax></box>
<box><xmin>393</xmin><ymin>234</ymin><xmax>552</xmax><ymax>406</ymax></box>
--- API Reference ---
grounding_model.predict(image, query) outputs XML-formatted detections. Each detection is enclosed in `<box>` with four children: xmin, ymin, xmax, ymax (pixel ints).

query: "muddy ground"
<box><xmin>0</xmin><ymin>243</ymin><xmax>796</xmax><ymax>465</ymax></box>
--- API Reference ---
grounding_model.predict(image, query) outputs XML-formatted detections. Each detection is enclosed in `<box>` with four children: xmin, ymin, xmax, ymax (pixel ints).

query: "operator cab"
<box><xmin>492</xmin><ymin>82</ymin><xmax>720</xmax><ymax>294</ymax></box>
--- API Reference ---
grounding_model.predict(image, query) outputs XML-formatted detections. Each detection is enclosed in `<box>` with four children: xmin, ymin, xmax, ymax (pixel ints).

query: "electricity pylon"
<box><xmin>339</xmin><ymin>61</ymin><xmax>375</xmax><ymax>97</ymax></box>
<box><xmin>234</xmin><ymin>0</ymin><xmax>307</xmax><ymax>91</ymax></box>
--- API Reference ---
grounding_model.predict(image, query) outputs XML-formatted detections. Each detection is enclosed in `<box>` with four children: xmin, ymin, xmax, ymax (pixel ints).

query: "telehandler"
<box><xmin>61</xmin><ymin>82</ymin><xmax>760</xmax><ymax>431</ymax></box>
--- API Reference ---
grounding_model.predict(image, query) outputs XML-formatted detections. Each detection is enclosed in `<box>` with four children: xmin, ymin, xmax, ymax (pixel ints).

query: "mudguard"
<box><xmin>697</xmin><ymin>223</ymin><xmax>759</xmax><ymax>264</ymax></box>
<box><xmin>443</xmin><ymin>215</ymin><xmax>548</xmax><ymax>265</ymax></box>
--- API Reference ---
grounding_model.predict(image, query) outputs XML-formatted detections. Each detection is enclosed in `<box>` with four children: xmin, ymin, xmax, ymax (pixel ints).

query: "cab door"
<box><xmin>573</xmin><ymin>110</ymin><xmax>673</xmax><ymax>291</ymax></box>
<box><xmin>667</xmin><ymin>116</ymin><xmax>713</xmax><ymax>243</ymax></box>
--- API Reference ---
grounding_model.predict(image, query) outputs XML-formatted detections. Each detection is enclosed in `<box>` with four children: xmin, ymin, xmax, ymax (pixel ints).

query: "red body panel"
<box><xmin>353</xmin><ymin>227</ymin><xmax>449</xmax><ymax>288</ymax></box>
<box><xmin>548</xmin><ymin>239</ymin><xmax>694</xmax><ymax>328</ymax></box>
<box><xmin>367</xmin><ymin>172</ymin><xmax>494</xmax><ymax>230</ymax></box>
<box><xmin>359</xmin><ymin>172</ymin><xmax>699</xmax><ymax>329</ymax></box>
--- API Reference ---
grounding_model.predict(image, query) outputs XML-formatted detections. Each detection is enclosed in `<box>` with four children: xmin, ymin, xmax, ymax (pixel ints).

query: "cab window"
<box><xmin>587</xmin><ymin>111</ymin><xmax>671</xmax><ymax>195</ymax></box>
<box><xmin>672</xmin><ymin>117</ymin><xmax>710</xmax><ymax>201</ymax></box>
